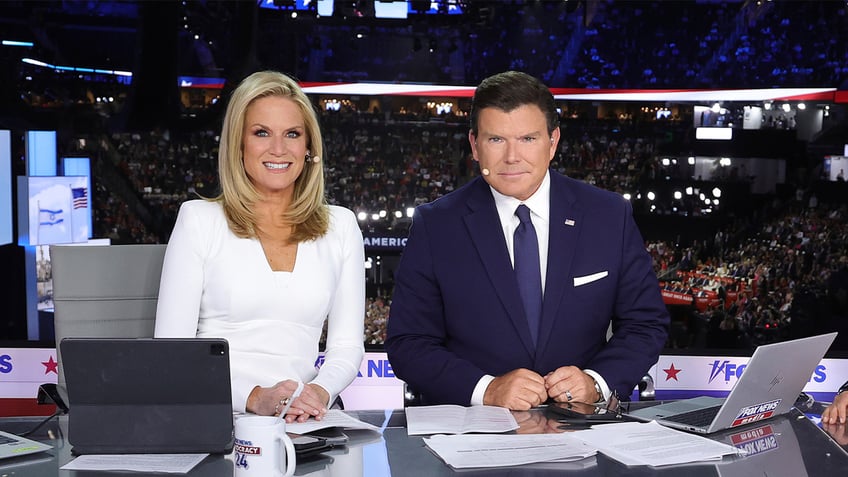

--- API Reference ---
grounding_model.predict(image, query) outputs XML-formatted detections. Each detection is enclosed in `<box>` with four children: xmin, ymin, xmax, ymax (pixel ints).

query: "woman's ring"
<box><xmin>565</xmin><ymin>390</ymin><xmax>573</xmax><ymax>401</ymax></box>
<box><xmin>274</xmin><ymin>397</ymin><xmax>290</xmax><ymax>416</ymax></box>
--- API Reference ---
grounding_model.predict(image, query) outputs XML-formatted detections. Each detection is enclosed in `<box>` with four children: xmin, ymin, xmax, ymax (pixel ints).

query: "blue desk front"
<box><xmin>2</xmin><ymin>407</ymin><xmax>847</xmax><ymax>476</ymax></box>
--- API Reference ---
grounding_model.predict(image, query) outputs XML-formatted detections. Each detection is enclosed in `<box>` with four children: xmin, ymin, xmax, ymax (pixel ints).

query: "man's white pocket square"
<box><xmin>573</xmin><ymin>271</ymin><xmax>608</xmax><ymax>287</ymax></box>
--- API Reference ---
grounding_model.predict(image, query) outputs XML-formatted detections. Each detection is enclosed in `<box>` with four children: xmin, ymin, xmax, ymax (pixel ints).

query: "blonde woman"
<box><xmin>155</xmin><ymin>71</ymin><xmax>364</xmax><ymax>422</ymax></box>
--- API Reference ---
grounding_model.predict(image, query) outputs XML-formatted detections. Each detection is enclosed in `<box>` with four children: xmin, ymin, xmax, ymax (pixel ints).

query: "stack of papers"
<box><xmin>423</xmin><ymin>434</ymin><xmax>595</xmax><ymax>469</ymax></box>
<box><xmin>286</xmin><ymin>410</ymin><xmax>382</xmax><ymax>434</ymax></box>
<box><xmin>571</xmin><ymin>420</ymin><xmax>743</xmax><ymax>467</ymax></box>
<box><xmin>406</xmin><ymin>405</ymin><xmax>518</xmax><ymax>435</ymax></box>
<box><xmin>61</xmin><ymin>454</ymin><xmax>207</xmax><ymax>474</ymax></box>
<box><xmin>409</xmin><ymin>405</ymin><xmax>744</xmax><ymax>470</ymax></box>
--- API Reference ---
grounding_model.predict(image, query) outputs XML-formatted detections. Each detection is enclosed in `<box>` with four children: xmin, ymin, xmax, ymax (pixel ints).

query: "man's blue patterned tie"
<box><xmin>514</xmin><ymin>204</ymin><xmax>542</xmax><ymax>346</ymax></box>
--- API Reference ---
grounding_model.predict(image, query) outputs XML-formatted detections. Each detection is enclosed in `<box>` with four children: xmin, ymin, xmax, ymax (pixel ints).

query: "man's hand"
<box><xmin>512</xmin><ymin>411</ymin><xmax>563</xmax><ymax>434</ymax></box>
<box><xmin>544</xmin><ymin>366</ymin><xmax>600</xmax><ymax>403</ymax></box>
<box><xmin>483</xmin><ymin>368</ymin><xmax>547</xmax><ymax>410</ymax></box>
<box><xmin>823</xmin><ymin>392</ymin><xmax>848</xmax><ymax>425</ymax></box>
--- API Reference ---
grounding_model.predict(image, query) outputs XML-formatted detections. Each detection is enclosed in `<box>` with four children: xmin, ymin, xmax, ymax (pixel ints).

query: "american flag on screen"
<box><xmin>72</xmin><ymin>187</ymin><xmax>88</xmax><ymax>209</ymax></box>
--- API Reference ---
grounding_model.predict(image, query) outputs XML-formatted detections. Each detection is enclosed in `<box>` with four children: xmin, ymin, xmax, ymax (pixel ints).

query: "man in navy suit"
<box><xmin>386</xmin><ymin>71</ymin><xmax>669</xmax><ymax>410</ymax></box>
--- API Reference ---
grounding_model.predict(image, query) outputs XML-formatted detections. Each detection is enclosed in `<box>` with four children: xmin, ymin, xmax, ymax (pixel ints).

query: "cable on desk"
<box><xmin>19</xmin><ymin>410</ymin><xmax>63</xmax><ymax>438</ymax></box>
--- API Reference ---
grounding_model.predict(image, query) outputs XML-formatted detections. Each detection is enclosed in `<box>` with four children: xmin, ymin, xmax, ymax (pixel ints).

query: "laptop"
<box><xmin>60</xmin><ymin>337</ymin><xmax>234</xmax><ymax>455</ymax></box>
<box><xmin>627</xmin><ymin>332</ymin><xmax>837</xmax><ymax>434</ymax></box>
<box><xmin>0</xmin><ymin>430</ymin><xmax>52</xmax><ymax>460</ymax></box>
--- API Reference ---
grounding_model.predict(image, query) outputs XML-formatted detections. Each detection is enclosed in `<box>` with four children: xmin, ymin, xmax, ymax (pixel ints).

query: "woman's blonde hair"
<box><xmin>215</xmin><ymin>70</ymin><xmax>328</xmax><ymax>243</ymax></box>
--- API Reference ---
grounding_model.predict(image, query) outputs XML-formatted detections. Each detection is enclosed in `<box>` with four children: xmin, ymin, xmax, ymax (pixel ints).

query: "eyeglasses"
<box><xmin>601</xmin><ymin>390</ymin><xmax>629</xmax><ymax>419</ymax></box>
<box><xmin>549</xmin><ymin>390</ymin><xmax>630</xmax><ymax>425</ymax></box>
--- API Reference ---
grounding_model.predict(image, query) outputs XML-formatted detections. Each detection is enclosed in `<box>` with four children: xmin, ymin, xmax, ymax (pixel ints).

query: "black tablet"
<box><xmin>61</xmin><ymin>338</ymin><xmax>234</xmax><ymax>455</ymax></box>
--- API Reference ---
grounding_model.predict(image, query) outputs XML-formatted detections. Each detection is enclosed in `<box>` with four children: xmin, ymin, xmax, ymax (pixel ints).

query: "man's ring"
<box><xmin>565</xmin><ymin>390</ymin><xmax>573</xmax><ymax>401</ymax></box>
<box><xmin>274</xmin><ymin>397</ymin><xmax>290</xmax><ymax>416</ymax></box>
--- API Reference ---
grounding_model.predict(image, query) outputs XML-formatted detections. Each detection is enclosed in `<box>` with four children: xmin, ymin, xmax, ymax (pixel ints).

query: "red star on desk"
<box><xmin>42</xmin><ymin>356</ymin><xmax>59</xmax><ymax>375</ymax></box>
<box><xmin>663</xmin><ymin>363</ymin><xmax>681</xmax><ymax>381</ymax></box>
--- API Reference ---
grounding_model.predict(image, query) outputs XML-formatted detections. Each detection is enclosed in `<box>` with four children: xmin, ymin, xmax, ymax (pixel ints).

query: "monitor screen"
<box><xmin>17</xmin><ymin>176</ymin><xmax>91</xmax><ymax>246</ymax></box>
<box><xmin>823</xmin><ymin>156</ymin><xmax>848</xmax><ymax>182</ymax></box>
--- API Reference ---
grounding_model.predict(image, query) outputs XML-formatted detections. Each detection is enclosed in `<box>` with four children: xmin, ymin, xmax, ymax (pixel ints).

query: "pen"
<box><xmin>278</xmin><ymin>381</ymin><xmax>304</xmax><ymax>420</ymax></box>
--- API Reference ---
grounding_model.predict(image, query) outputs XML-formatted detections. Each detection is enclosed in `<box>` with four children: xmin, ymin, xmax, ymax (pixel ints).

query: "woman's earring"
<box><xmin>305</xmin><ymin>151</ymin><xmax>320</xmax><ymax>163</ymax></box>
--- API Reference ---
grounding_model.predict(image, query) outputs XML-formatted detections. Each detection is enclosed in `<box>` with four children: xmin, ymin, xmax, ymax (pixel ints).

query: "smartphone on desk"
<box><xmin>290</xmin><ymin>435</ymin><xmax>333</xmax><ymax>459</ymax></box>
<box><xmin>304</xmin><ymin>428</ymin><xmax>349</xmax><ymax>447</ymax></box>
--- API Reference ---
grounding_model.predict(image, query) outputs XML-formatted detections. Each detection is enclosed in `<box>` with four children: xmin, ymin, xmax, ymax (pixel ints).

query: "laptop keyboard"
<box><xmin>663</xmin><ymin>405</ymin><xmax>722</xmax><ymax>427</ymax></box>
<box><xmin>0</xmin><ymin>434</ymin><xmax>19</xmax><ymax>445</ymax></box>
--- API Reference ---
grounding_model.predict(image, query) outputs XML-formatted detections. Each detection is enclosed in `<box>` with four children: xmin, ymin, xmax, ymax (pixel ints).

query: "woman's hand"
<box><xmin>246</xmin><ymin>381</ymin><xmax>329</xmax><ymax>422</ymax></box>
<box><xmin>282</xmin><ymin>383</ymin><xmax>330</xmax><ymax>423</ymax></box>
<box><xmin>822</xmin><ymin>392</ymin><xmax>848</xmax><ymax>425</ymax></box>
<box><xmin>822</xmin><ymin>420</ymin><xmax>848</xmax><ymax>446</ymax></box>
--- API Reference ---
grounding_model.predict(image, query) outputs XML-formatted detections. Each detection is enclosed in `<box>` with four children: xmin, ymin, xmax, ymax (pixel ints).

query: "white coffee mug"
<box><xmin>233</xmin><ymin>415</ymin><xmax>296</xmax><ymax>477</ymax></box>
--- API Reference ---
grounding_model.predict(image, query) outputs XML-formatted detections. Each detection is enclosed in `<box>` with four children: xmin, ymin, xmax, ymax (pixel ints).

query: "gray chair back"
<box><xmin>50</xmin><ymin>244</ymin><xmax>167</xmax><ymax>402</ymax></box>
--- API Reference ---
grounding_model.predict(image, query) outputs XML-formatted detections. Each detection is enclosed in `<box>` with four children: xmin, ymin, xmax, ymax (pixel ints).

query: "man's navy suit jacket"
<box><xmin>386</xmin><ymin>172</ymin><xmax>670</xmax><ymax>405</ymax></box>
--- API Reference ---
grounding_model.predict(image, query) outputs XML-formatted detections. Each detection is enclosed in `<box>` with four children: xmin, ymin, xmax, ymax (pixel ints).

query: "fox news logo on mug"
<box><xmin>731</xmin><ymin>399</ymin><xmax>781</xmax><ymax>427</ymax></box>
<box><xmin>234</xmin><ymin>439</ymin><xmax>261</xmax><ymax>469</ymax></box>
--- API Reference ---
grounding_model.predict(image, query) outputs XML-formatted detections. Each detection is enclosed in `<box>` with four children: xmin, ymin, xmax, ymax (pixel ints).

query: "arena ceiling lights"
<box><xmin>299</xmin><ymin>82</ymin><xmax>842</xmax><ymax>103</ymax></box>
<box><xmin>549</xmin><ymin>87</ymin><xmax>838</xmax><ymax>103</ymax></box>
